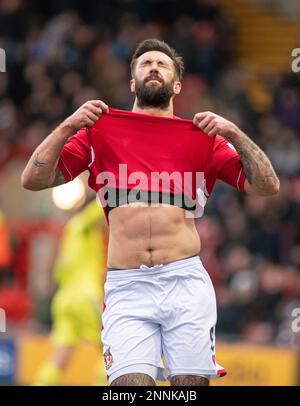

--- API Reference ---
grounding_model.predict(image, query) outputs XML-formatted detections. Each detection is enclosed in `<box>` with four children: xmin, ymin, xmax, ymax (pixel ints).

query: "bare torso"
<box><xmin>107</xmin><ymin>203</ymin><xmax>201</xmax><ymax>269</ymax></box>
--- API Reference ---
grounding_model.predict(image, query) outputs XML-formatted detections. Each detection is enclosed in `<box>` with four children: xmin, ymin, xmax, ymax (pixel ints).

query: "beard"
<box><xmin>135</xmin><ymin>76</ymin><xmax>174</xmax><ymax>109</ymax></box>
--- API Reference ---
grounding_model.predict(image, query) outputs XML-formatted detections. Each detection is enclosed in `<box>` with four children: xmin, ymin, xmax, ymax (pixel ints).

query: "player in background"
<box><xmin>33</xmin><ymin>199</ymin><xmax>108</xmax><ymax>386</ymax></box>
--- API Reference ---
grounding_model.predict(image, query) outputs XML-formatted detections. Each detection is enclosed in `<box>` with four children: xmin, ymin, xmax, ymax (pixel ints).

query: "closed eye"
<box><xmin>140</xmin><ymin>60</ymin><xmax>169</xmax><ymax>68</ymax></box>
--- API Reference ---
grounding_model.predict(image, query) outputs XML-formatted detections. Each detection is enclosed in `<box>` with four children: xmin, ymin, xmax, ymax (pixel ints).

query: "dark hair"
<box><xmin>130</xmin><ymin>38</ymin><xmax>184</xmax><ymax>81</ymax></box>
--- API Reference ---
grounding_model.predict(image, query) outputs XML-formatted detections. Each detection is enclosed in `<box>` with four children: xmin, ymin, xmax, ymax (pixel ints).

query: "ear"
<box><xmin>173</xmin><ymin>81</ymin><xmax>182</xmax><ymax>95</ymax></box>
<box><xmin>130</xmin><ymin>78</ymin><xmax>135</xmax><ymax>93</ymax></box>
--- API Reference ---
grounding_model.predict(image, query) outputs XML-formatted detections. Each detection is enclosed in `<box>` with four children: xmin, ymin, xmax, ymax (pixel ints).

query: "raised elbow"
<box><xmin>270</xmin><ymin>177</ymin><xmax>280</xmax><ymax>195</ymax></box>
<box><xmin>21</xmin><ymin>172</ymin><xmax>45</xmax><ymax>191</ymax></box>
<box><xmin>21</xmin><ymin>173</ymin><xmax>34</xmax><ymax>190</ymax></box>
<box><xmin>264</xmin><ymin>177</ymin><xmax>280</xmax><ymax>196</ymax></box>
<box><xmin>245</xmin><ymin>176</ymin><xmax>280</xmax><ymax>196</ymax></box>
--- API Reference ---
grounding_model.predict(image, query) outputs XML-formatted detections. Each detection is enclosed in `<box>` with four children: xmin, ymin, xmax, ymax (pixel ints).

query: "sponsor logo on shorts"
<box><xmin>210</xmin><ymin>326</ymin><xmax>215</xmax><ymax>352</ymax></box>
<box><xmin>104</xmin><ymin>347</ymin><xmax>113</xmax><ymax>370</ymax></box>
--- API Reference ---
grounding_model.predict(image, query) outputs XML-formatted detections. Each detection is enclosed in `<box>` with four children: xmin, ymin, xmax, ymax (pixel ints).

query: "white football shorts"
<box><xmin>101</xmin><ymin>255</ymin><xmax>226</xmax><ymax>384</ymax></box>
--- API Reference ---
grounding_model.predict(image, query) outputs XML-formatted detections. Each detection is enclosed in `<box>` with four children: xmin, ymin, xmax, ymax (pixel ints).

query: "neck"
<box><xmin>132</xmin><ymin>99</ymin><xmax>174</xmax><ymax>117</ymax></box>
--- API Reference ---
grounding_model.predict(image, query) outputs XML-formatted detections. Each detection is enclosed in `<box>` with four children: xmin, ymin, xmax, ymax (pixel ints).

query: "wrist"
<box><xmin>60</xmin><ymin>119</ymin><xmax>77</xmax><ymax>137</ymax></box>
<box><xmin>224</xmin><ymin>125</ymin><xmax>243</xmax><ymax>143</ymax></box>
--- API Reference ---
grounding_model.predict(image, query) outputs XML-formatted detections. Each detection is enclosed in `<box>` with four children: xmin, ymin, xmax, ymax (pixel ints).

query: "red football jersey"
<box><xmin>58</xmin><ymin>108</ymin><xmax>246</xmax><ymax>220</ymax></box>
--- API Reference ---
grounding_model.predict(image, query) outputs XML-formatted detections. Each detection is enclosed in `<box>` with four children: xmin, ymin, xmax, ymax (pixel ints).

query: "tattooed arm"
<box><xmin>21</xmin><ymin>100</ymin><xmax>108</xmax><ymax>191</ymax></box>
<box><xmin>221</xmin><ymin>129</ymin><xmax>280</xmax><ymax>196</ymax></box>
<box><xmin>21</xmin><ymin>124</ymin><xmax>74</xmax><ymax>190</ymax></box>
<box><xmin>193</xmin><ymin>111</ymin><xmax>280</xmax><ymax>196</ymax></box>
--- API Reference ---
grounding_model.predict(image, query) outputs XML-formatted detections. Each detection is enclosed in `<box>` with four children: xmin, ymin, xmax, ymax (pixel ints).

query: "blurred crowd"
<box><xmin>0</xmin><ymin>0</ymin><xmax>300</xmax><ymax>347</ymax></box>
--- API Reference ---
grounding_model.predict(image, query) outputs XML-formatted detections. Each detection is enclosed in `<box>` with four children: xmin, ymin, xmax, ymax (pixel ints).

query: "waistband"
<box><xmin>106</xmin><ymin>255</ymin><xmax>203</xmax><ymax>281</ymax></box>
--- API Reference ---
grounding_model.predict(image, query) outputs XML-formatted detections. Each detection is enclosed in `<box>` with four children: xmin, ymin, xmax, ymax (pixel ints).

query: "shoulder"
<box><xmin>213</xmin><ymin>135</ymin><xmax>236</xmax><ymax>152</ymax></box>
<box><xmin>70</xmin><ymin>127</ymin><xmax>89</xmax><ymax>143</ymax></box>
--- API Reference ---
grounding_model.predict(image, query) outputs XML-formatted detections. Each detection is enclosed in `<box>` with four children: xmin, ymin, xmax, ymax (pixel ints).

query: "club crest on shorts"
<box><xmin>104</xmin><ymin>347</ymin><xmax>113</xmax><ymax>370</ymax></box>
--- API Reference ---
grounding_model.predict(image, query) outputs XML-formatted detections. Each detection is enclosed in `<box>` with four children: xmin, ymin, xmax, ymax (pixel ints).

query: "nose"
<box><xmin>149</xmin><ymin>65</ymin><xmax>159</xmax><ymax>74</ymax></box>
